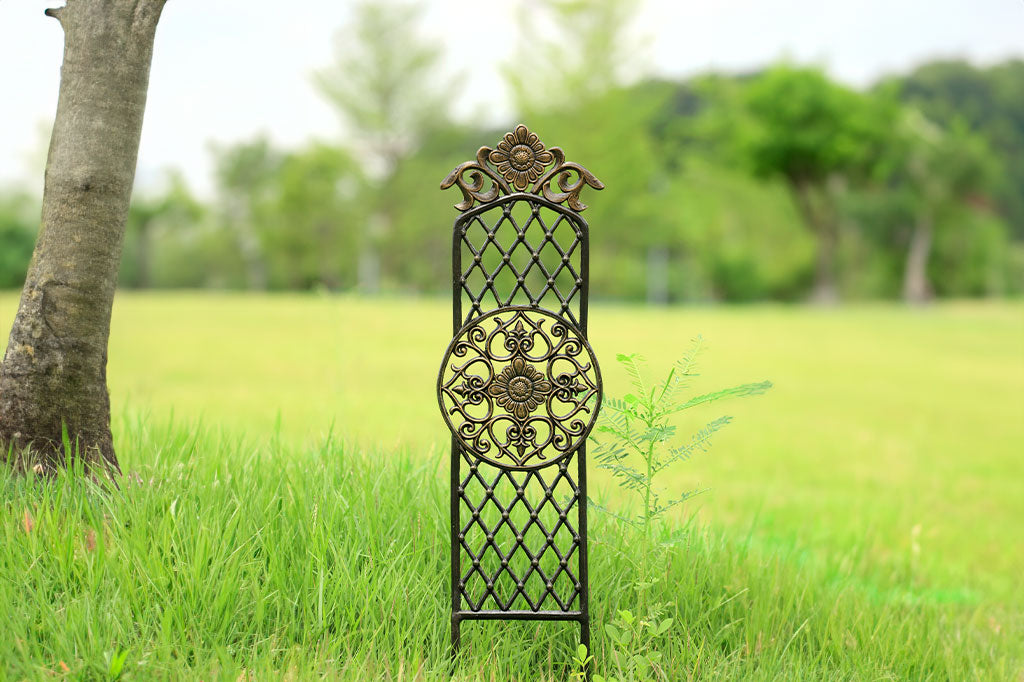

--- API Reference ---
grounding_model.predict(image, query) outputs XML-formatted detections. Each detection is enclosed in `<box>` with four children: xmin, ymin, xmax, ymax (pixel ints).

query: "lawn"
<box><xmin>1</xmin><ymin>292</ymin><xmax>1022</xmax><ymax>679</ymax></box>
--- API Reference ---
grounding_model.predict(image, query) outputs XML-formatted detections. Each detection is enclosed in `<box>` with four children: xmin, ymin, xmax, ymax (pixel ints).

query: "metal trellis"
<box><xmin>437</xmin><ymin>125</ymin><xmax>604</xmax><ymax>663</ymax></box>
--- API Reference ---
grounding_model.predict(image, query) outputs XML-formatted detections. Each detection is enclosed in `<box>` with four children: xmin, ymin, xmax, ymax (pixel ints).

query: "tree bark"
<box><xmin>902</xmin><ymin>212</ymin><xmax>934</xmax><ymax>304</ymax></box>
<box><xmin>0</xmin><ymin>0</ymin><xmax>167</xmax><ymax>473</ymax></box>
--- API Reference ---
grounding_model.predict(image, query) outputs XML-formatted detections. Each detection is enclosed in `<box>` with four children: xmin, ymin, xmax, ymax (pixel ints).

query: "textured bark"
<box><xmin>0</xmin><ymin>0</ymin><xmax>167</xmax><ymax>472</ymax></box>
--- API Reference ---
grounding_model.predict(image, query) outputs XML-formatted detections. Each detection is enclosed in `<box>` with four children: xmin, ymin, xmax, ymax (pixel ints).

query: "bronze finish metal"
<box><xmin>441</xmin><ymin>124</ymin><xmax>604</xmax><ymax>212</ymax></box>
<box><xmin>439</xmin><ymin>306</ymin><xmax>601</xmax><ymax>470</ymax></box>
<box><xmin>438</xmin><ymin>125</ymin><xmax>603</xmax><ymax>667</ymax></box>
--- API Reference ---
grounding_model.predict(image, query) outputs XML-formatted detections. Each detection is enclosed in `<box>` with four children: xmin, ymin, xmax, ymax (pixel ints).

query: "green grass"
<box><xmin>1</xmin><ymin>422</ymin><xmax>1020</xmax><ymax>680</ymax></box>
<box><xmin>1</xmin><ymin>292</ymin><xmax>1022</xmax><ymax>679</ymax></box>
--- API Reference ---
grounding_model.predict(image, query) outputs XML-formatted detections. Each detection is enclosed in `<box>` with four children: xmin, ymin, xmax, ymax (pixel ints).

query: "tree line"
<box><xmin>2</xmin><ymin>2</ymin><xmax>1021</xmax><ymax>304</ymax></box>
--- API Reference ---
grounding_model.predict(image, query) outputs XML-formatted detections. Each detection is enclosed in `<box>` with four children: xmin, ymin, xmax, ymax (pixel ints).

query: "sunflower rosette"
<box><xmin>488</xmin><ymin>125</ymin><xmax>554</xmax><ymax>191</ymax></box>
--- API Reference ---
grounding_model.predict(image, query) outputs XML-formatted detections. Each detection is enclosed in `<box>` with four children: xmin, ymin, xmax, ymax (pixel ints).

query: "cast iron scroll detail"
<box><xmin>441</xmin><ymin>124</ymin><xmax>605</xmax><ymax>212</ymax></box>
<box><xmin>438</xmin><ymin>307</ymin><xmax>601</xmax><ymax>470</ymax></box>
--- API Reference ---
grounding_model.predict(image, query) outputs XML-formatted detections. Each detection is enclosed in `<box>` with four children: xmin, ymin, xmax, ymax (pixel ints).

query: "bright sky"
<box><xmin>1</xmin><ymin>0</ymin><xmax>1021</xmax><ymax>195</ymax></box>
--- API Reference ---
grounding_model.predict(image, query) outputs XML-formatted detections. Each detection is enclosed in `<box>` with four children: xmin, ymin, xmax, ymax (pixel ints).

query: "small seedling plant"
<box><xmin>591</xmin><ymin>337</ymin><xmax>772</xmax><ymax>552</ymax></box>
<box><xmin>574</xmin><ymin>338</ymin><xmax>771</xmax><ymax>681</ymax></box>
<box><xmin>571</xmin><ymin>601</ymin><xmax>675</xmax><ymax>682</ymax></box>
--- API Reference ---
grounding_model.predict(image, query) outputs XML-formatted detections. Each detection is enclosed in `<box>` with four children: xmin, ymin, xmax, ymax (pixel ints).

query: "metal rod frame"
<box><xmin>437</xmin><ymin>126</ymin><xmax>603</xmax><ymax>673</ymax></box>
<box><xmin>448</xmin><ymin>194</ymin><xmax>592</xmax><ymax>656</ymax></box>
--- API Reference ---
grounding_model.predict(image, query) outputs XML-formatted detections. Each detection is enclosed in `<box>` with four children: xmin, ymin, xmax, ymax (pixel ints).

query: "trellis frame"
<box><xmin>437</xmin><ymin>125</ymin><xmax>604</xmax><ymax>662</ymax></box>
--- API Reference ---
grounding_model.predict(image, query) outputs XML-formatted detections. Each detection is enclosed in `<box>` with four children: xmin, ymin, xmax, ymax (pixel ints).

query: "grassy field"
<box><xmin>1</xmin><ymin>292</ymin><xmax>1023</xmax><ymax>679</ymax></box>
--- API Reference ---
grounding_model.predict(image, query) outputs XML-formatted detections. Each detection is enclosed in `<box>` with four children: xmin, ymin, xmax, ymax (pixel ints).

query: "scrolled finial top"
<box><xmin>440</xmin><ymin>124</ymin><xmax>603</xmax><ymax>213</ymax></box>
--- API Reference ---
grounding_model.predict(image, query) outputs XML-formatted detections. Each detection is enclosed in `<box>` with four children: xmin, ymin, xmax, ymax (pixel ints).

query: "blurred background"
<box><xmin>1</xmin><ymin>0</ymin><xmax>1022</xmax><ymax>303</ymax></box>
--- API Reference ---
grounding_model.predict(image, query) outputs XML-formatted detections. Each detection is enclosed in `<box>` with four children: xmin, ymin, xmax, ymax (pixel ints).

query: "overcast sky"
<box><xmin>1</xmin><ymin>0</ymin><xmax>1021</xmax><ymax>195</ymax></box>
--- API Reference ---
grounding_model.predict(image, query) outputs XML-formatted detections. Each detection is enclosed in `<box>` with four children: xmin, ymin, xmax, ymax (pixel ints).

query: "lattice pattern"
<box><xmin>458</xmin><ymin>199</ymin><xmax>585</xmax><ymax>328</ymax></box>
<box><xmin>451</xmin><ymin>196</ymin><xmax>589</xmax><ymax>618</ymax></box>
<box><xmin>457</xmin><ymin>452</ymin><xmax>582</xmax><ymax>612</ymax></box>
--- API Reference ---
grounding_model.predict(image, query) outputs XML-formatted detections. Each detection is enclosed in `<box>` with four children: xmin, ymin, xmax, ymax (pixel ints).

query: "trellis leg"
<box><xmin>578</xmin><ymin>444</ymin><xmax>592</xmax><ymax>680</ymax></box>
<box><xmin>450</xmin><ymin>615</ymin><xmax>461</xmax><ymax>664</ymax></box>
<box><xmin>450</xmin><ymin>204</ymin><xmax>463</xmax><ymax>668</ymax></box>
<box><xmin>450</xmin><ymin>436</ymin><xmax>462</xmax><ymax>664</ymax></box>
<box><xmin>580</xmin><ymin>621</ymin><xmax>592</xmax><ymax>680</ymax></box>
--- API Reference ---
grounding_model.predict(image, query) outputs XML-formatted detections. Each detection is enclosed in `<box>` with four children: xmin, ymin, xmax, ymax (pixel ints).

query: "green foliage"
<box><xmin>572</xmin><ymin>596</ymin><xmax>674</xmax><ymax>682</ymax></box>
<box><xmin>598</xmin><ymin>603</ymin><xmax>674</xmax><ymax>682</ymax></box>
<box><xmin>120</xmin><ymin>171</ymin><xmax>204</xmax><ymax>289</ymax></box>
<box><xmin>931</xmin><ymin>204</ymin><xmax>1014</xmax><ymax>296</ymax></box>
<box><xmin>4</xmin><ymin>40</ymin><xmax>1019</xmax><ymax>301</ymax></box>
<box><xmin>259</xmin><ymin>143</ymin><xmax>366</xmax><ymax>290</ymax></box>
<box><xmin>0</xmin><ymin>193</ymin><xmax>36</xmax><ymax>289</ymax></box>
<box><xmin>573</xmin><ymin>578</ymin><xmax>677</xmax><ymax>682</ymax></box>
<box><xmin>889</xmin><ymin>59</ymin><xmax>1024</xmax><ymax>238</ymax></box>
<box><xmin>743</xmin><ymin>65</ymin><xmax>894</xmax><ymax>185</ymax></box>
<box><xmin>203</xmin><ymin>139</ymin><xmax>367</xmax><ymax>291</ymax></box>
<box><xmin>592</xmin><ymin>339</ymin><xmax>771</xmax><ymax>546</ymax></box>
<box><xmin>505</xmin><ymin>0</ymin><xmax>644</xmax><ymax>112</ymax></box>
<box><xmin>210</xmin><ymin>136</ymin><xmax>284</xmax><ymax>289</ymax></box>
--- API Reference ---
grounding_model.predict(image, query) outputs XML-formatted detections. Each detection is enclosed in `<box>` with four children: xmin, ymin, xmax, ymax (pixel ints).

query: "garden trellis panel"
<box><xmin>437</xmin><ymin>125</ymin><xmax>604</xmax><ymax>657</ymax></box>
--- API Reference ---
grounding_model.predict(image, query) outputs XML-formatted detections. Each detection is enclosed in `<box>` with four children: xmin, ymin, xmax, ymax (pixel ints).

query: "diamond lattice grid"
<box><xmin>456</xmin><ymin>451</ymin><xmax>582</xmax><ymax>612</ymax></box>
<box><xmin>453</xmin><ymin>196</ymin><xmax>587</xmax><ymax>616</ymax></box>
<box><xmin>458</xmin><ymin>200</ymin><xmax>584</xmax><ymax>327</ymax></box>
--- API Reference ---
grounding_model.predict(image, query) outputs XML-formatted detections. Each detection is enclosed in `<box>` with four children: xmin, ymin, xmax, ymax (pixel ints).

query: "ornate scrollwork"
<box><xmin>440</xmin><ymin>124</ymin><xmax>604</xmax><ymax>212</ymax></box>
<box><xmin>438</xmin><ymin>306</ymin><xmax>601</xmax><ymax>470</ymax></box>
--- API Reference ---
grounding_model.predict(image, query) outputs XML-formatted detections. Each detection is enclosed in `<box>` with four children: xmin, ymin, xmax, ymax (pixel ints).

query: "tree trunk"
<box><xmin>902</xmin><ymin>212</ymin><xmax>933</xmax><ymax>304</ymax></box>
<box><xmin>136</xmin><ymin>217</ymin><xmax>154</xmax><ymax>289</ymax></box>
<box><xmin>236</xmin><ymin>213</ymin><xmax>268</xmax><ymax>290</ymax></box>
<box><xmin>0</xmin><ymin>0</ymin><xmax>167</xmax><ymax>473</ymax></box>
<box><xmin>792</xmin><ymin>179</ymin><xmax>839</xmax><ymax>304</ymax></box>
<box><xmin>358</xmin><ymin>212</ymin><xmax>387</xmax><ymax>295</ymax></box>
<box><xmin>645</xmin><ymin>245</ymin><xmax>669</xmax><ymax>305</ymax></box>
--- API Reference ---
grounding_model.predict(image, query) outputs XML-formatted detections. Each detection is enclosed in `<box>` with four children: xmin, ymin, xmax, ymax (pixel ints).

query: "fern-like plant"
<box><xmin>591</xmin><ymin>337</ymin><xmax>772</xmax><ymax>548</ymax></box>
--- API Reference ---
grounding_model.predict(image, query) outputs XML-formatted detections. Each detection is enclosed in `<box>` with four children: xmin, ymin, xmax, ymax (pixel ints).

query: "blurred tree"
<box><xmin>503</xmin><ymin>0</ymin><xmax>688</xmax><ymax>302</ymax></box>
<box><xmin>652</xmin><ymin>73</ymin><xmax>755</xmax><ymax>170</ymax></box>
<box><xmin>522</xmin><ymin>86</ymin><xmax>676</xmax><ymax>302</ymax></box>
<box><xmin>505</xmin><ymin>0</ymin><xmax>644</xmax><ymax>113</ymax></box>
<box><xmin>313</xmin><ymin>0</ymin><xmax>454</xmax><ymax>294</ymax></box>
<box><xmin>1</xmin><ymin>0</ymin><xmax>167</xmax><ymax>473</ymax></box>
<box><xmin>743</xmin><ymin>66</ymin><xmax>895</xmax><ymax>302</ymax></box>
<box><xmin>211</xmin><ymin>137</ymin><xmax>283</xmax><ymax>290</ymax></box>
<box><xmin>651</xmin><ymin>73</ymin><xmax>817</xmax><ymax>301</ymax></box>
<box><xmin>384</xmin><ymin>125</ymin><xmax>491</xmax><ymax>293</ymax></box>
<box><xmin>930</xmin><ymin>204</ymin><xmax>1013</xmax><ymax>297</ymax></box>
<box><xmin>886</xmin><ymin>112</ymin><xmax>1000</xmax><ymax>302</ymax></box>
<box><xmin>888</xmin><ymin>60</ymin><xmax>1024</xmax><ymax>239</ymax></box>
<box><xmin>121</xmin><ymin>172</ymin><xmax>204</xmax><ymax>289</ymax></box>
<box><xmin>0</xmin><ymin>193</ymin><xmax>38</xmax><ymax>290</ymax></box>
<box><xmin>261</xmin><ymin>143</ymin><xmax>365</xmax><ymax>290</ymax></box>
<box><xmin>669</xmin><ymin>159</ymin><xmax>814</xmax><ymax>301</ymax></box>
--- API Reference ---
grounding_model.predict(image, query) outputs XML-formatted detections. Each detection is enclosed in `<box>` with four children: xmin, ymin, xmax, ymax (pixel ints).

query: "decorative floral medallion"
<box><xmin>489</xmin><ymin>357</ymin><xmax>551</xmax><ymax>419</ymax></box>
<box><xmin>488</xmin><ymin>125</ymin><xmax>554</xmax><ymax>191</ymax></box>
<box><xmin>440</xmin><ymin>123</ymin><xmax>604</xmax><ymax>212</ymax></box>
<box><xmin>438</xmin><ymin>307</ymin><xmax>601</xmax><ymax>469</ymax></box>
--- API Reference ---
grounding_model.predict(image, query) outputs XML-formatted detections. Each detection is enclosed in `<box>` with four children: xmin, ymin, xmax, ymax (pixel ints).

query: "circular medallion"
<box><xmin>437</xmin><ymin>306</ymin><xmax>601</xmax><ymax>470</ymax></box>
